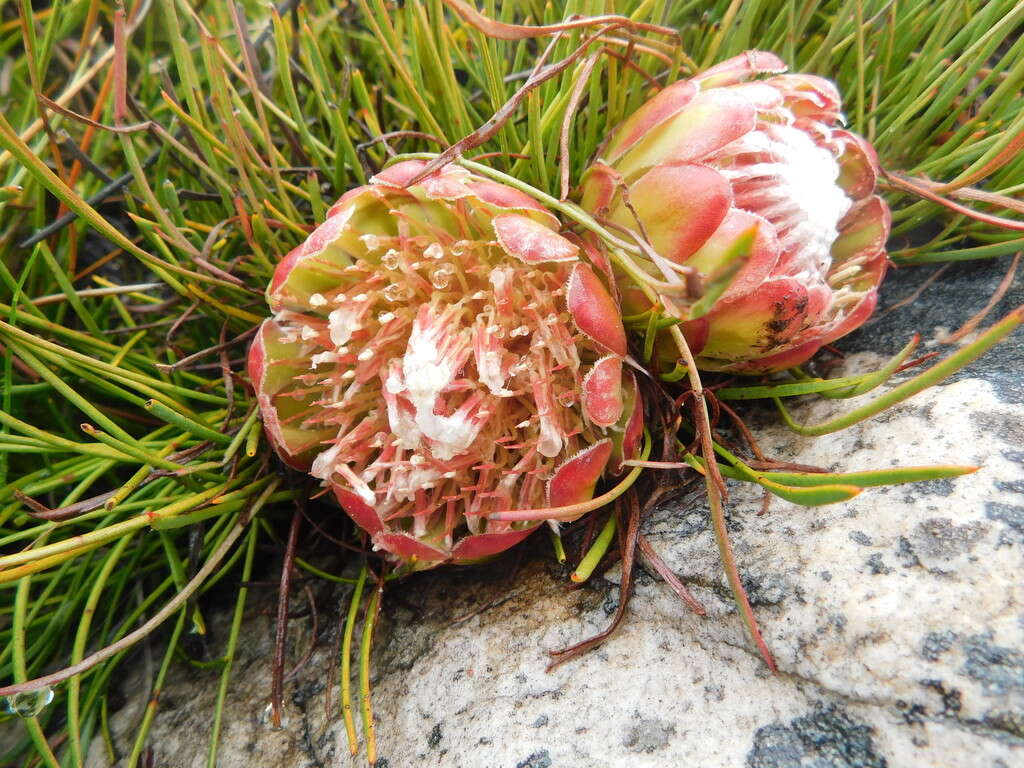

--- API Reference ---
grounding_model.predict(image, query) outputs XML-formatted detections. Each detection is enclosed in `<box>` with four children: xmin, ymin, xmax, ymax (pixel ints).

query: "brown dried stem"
<box><xmin>270</xmin><ymin>507</ymin><xmax>303</xmax><ymax>728</ymax></box>
<box><xmin>547</xmin><ymin>493</ymin><xmax>641</xmax><ymax>670</ymax></box>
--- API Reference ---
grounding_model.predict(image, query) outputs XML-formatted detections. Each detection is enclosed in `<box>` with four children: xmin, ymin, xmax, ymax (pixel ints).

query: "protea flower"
<box><xmin>248</xmin><ymin>160</ymin><xmax>642</xmax><ymax>569</ymax></box>
<box><xmin>580</xmin><ymin>51</ymin><xmax>890</xmax><ymax>373</ymax></box>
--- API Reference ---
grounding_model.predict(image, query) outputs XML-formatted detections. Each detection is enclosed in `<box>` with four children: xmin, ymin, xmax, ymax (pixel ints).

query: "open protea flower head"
<box><xmin>248</xmin><ymin>160</ymin><xmax>642</xmax><ymax>570</ymax></box>
<box><xmin>580</xmin><ymin>51</ymin><xmax>891</xmax><ymax>373</ymax></box>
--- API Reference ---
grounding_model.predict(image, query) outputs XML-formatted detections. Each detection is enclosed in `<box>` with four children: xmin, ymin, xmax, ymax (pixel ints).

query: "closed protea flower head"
<box><xmin>580</xmin><ymin>51</ymin><xmax>890</xmax><ymax>373</ymax></box>
<box><xmin>248</xmin><ymin>160</ymin><xmax>642</xmax><ymax>570</ymax></box>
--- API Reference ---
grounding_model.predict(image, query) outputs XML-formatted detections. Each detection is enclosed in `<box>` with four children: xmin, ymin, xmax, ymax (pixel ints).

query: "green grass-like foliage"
<box><xmin>0</xmin><ymin>1</ymin><xmax>1021</xmax><ymax>765</ymax></box>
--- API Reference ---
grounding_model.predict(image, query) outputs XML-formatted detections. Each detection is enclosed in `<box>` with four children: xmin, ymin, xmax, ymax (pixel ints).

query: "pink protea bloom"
<box><xmin>248</xmin><ymin>160</ymin><xmax>642</xmax><ymax>569</ymax></box>
<box><xmin>580</xmin><ymin>51</ymin><xmax>891</xmax><ymax>373</ymax></box>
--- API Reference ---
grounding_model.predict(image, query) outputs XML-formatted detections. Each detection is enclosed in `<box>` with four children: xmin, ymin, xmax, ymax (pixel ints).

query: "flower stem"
<box><xmin>341</xmin><ymin>565</ymin><xmax>368</xmax><ymax>755</ymax></box>
<box><xmin>360</xmin><ymin>579</ymin><xmax>382</xmax><ymax>764</ymax></box>
<box><xmin>571</xmin><ymin>511</ymin><xmax>617</xmax><ymax>583</ymax></box>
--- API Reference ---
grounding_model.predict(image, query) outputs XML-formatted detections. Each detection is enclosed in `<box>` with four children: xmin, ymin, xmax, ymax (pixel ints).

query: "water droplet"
<box><xmin>3</xmin><ymin>687</ymin><xmax>54</xmax><ymax>718</ymax></box>
<box><xmin>510</xmin><ymin>325</ymin><xmax>530</xmax><ymax>337</ymax></box>
<box><xmin>424</xmin><ymin>242</ymin><xmax>444</xmax><ymax>260</ymax></box>
<box><xmin>258</xmin><ymin>702</ymin><xmax>289</xmax><ymax>731</ymax></box>
<box><xmin>381</xmin><ymin>249</ymin><xmax>400</xmax><ymax>270</ymax></box>
<box><xmin>383</xmin><ymin>283</ymin><xmax>408</xmax><ymax>302</ymax></box>
<box><xmin>360</xmin><ymin>233</ymin><xmax>383</xmax><ymax>252</ymax></box>
<box><xmin>430</xmin><ymin>264</ymin><xmax>455</xmax><ymax>290</ymax></box>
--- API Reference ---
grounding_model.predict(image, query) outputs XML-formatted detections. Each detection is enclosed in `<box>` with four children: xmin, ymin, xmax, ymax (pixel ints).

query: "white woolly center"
<box><xmin>402</xmin><ymin>322</ymin><xmax>457</xmax><ymax>406</ymax></box>
<box><xmin>767</xmin><ymin>124</ymin><xmax>850</xmax><ymax>273</ymax></box>
<box><xmin>719</xmin><ymin>122</ymin><xmax>851</xmax><ymax>282</ymax></box>
<box><xmin>385</xmin><ymin>312</ymin><xmax>482</xmax><ymax>462</ymax></box>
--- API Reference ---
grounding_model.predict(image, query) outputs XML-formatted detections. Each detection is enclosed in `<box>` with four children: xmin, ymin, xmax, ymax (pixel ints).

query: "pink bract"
<box><xmin>581</xmin><ymin>50</ymin><xmax>891</xmax><ymax>373</ymax></box>
<box><xmin>249</xmin><ymin>160</ymin><xmax>640</xmax><ymax>570</ymax></box>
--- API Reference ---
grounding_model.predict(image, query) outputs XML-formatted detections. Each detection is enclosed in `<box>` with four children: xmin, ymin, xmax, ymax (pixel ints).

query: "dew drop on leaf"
<box><xmin>3</xmin><ymin>687</ymin><xmax>54</xmax><ymax>718</ymax></box>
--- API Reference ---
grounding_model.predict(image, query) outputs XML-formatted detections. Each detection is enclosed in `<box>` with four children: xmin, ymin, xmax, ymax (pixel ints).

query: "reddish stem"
<box><xmin>270</xmin><ymin>508</ymin><xmax>302</xmax><ymax>728</ymax></box>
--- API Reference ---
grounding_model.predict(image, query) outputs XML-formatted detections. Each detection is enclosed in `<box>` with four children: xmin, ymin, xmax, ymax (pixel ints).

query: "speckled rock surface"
<box><xmin>89</xmin><ymin>257</ymin><xmax>1023</xmax><ymax>767</ymax></box>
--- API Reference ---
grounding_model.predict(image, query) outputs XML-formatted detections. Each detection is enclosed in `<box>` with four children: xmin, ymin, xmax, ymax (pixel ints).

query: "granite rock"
<box><xmin>88</xmin><ymin>257</ymin><xmax>1023</xmax><ymax>767</ymax></box>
